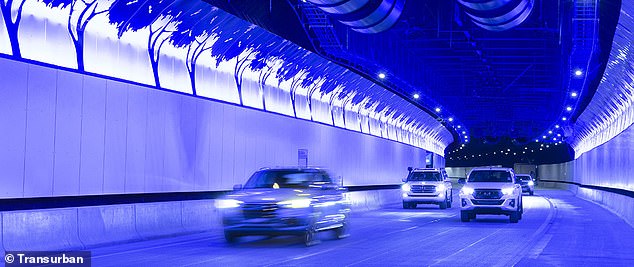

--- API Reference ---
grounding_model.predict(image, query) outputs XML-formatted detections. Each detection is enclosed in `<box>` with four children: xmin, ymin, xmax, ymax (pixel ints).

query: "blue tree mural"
<box><xmin>109</xmin><ymin>0</ymin><xmax>197</xmax><ymax>88</ymax></box>
<box><xmin>0</xmin><ymin>0</ymin><xmax>27</xmax><ymax>58</ymax></box>
<box><xmin>169</xmin><ymin>4</ymin><xmax>219</xmax><ymax>95</ymax></box>
<box><xmin>249</xmin><ymin>40</ymin><xmax>294</xmax><ymax>110</ymax></box>
<box><xmin>40</xmin><ymin>0</ymin><xmax>113</xmax><ymax>71</ymax></box>
<box><xmin>211</xmin><ymin>23</ymin><xmax>265</xmax><ymax>105</ymax></box>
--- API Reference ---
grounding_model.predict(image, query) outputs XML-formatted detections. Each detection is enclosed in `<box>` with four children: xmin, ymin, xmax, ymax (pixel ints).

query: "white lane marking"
<box><xmin>345</xmin><ymin>228</ymin><xmax>456</xmax><ymax>267</ymax></box>
<box><xmin>264</xmin><ymin>215</ymin><xmax>456</xmax><ymax>267</ymax></box>
<box><xmin>507</xmin><ymin>195</ymin><xmax>558</xmax><ymax>266</ymax></box>
<box><xmin>528</xmin><ymin>234</ymin><xmax>553</xmax><ymax>259</ymax></box>
<box><xmin>431</xmin><ymin>228</ymin><xmax>505</xmax><ymax>266</ymax></box>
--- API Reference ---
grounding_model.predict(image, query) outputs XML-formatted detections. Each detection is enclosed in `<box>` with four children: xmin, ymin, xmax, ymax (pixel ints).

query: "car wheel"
<box><xmin>224</xmin><ymin>231</ymin><xmax>238</xmax><ymax>244</ymax></box>
<box><xmin>335</xmin><ymin>220</ymin><xmax>350</xmax><ymax>239</ymax></box>
<box><xmin>439</xmin><ymin>200</ymin><xmax>447</xmax><ymax>209</ymax></box>
<box><xmin>304</xmin><ymin>222</ymin><xmax>320</xmax><ymax>246</ymax></box>
<box><xmin>510</xmin><ymin>211</ymin><xmax>520</xmax><ymax>223</ymax></box>
<box><xmin>529</xmin><ymin>190</ymin><xmax>534</xmax><ymax>196</ymax></box>
<box><xmin>446</xmin><ymin>192</ymin><xmax>453</xmax><ymax>208</ymax></box>
<box><xmin>460</xmin><ymin>211</ymin><xmax>471</xmax><ymax>222</ymax></box>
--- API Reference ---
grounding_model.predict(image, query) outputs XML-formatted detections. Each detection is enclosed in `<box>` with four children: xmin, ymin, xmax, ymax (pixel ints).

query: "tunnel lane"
<box><xmin>89</xmin><ymin>189</ymin><xmax>634</xmax><ymax>266</ymax></box>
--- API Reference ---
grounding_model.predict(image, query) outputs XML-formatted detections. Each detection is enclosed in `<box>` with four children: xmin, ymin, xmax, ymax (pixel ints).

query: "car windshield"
<box><xmin>407</xmin><ymin>172</ymin><xmax>442</xmax><ymax>181</ymax></box>
<box><xmin>468</xmin><ymin>171</ymin><xmax>513</xmax><ymax>183</ymax></box>
<box><xmin>517</xmin><ymin>175</ymin><xmax>532</xmax><ymax>181</ymax></box>
<box><xmin>243</xmin><ymin>170</ymin><xmax>331</xmax><ymax>189</ymax></box>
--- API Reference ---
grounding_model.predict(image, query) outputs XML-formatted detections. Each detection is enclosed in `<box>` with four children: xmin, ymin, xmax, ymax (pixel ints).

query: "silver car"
<box><xmin>216</xmin><ymin>168</ymin><xmax>351</xmax><ymax>246</ymax></box>
<box><xmin>516</xmin><ymin>174</ymin><xmax>535</xmax><ymax>195</ymax></box>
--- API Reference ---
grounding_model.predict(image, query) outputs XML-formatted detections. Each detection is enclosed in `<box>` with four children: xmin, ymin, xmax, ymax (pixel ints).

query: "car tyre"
<box><xmin>510</xmin><ymin>211</ymin><xmax>520</xmax><ymax>223</ymax></box>
<box><xmin>335</xmin><ymin>220</ymin><xmax>350</xmax><ymax>239</ymax></box>
<box><xmin>224</xmin><ymin>231</ymin><xmax>238</xmax><ymax>244</ymax></box>
<box><xmin>304</xmin><ymin>222</ymin><xmax>320</xmax><ymax>246</ymax></box>
<box><xmin>439</xmin><ymin>200</ymin><xmax>447</xmax><ymax>209</ymax></box>
<box><xmin>447</xmin><ymin>192</ymin><xmax>453</xmax><ymax>208</ymax></box>
<box><xmin>529</xmin><ymin>190</ymin><xmax>534</xmax><ymax>196</ymax></box>
<box><xmin>460</xmin><ymin>211</ymin><xmax>471</xmax><ymax>222</ymax></box>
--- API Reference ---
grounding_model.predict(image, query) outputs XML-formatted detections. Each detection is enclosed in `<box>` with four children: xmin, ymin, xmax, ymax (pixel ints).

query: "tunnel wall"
<box><xmin>538</xmin><ymin>123</ymin><xmax>634</xmax><ymax>227</ymax></box>
<box><xmin>0</xmin><ymin>57</ymin><xmax>425</xmax><ymax>199</ymax></box>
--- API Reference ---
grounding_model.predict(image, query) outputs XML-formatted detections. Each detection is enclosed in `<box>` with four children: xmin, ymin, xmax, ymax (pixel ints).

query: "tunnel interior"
<box><xmin>0</xmin><ymin>0</ymin><xmax>633</xmax><ymax>265</ymax></box>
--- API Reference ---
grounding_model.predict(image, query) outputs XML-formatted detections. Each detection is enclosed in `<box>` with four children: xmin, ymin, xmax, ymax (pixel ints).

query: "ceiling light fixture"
<box><xmin>378</xmin><ymin>73</ymin><xmax>386</xmax><ymax>79</ymax></box>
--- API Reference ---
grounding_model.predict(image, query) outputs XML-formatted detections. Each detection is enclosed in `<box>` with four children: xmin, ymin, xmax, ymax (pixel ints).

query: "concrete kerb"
<box><xmin>77</xmin><ymin>204</ymin><xmax>142</xmax><ymax>248</ymax></box>
<box><xmin>181</xmin><ymin>200</ymin><xmax>221</xmax><ymax>232</ymax></box>
<box><xmin>134</xmin><ymin>201</ymin><xmax>186</xmax><ymax>239</ymax></box>
<box><xmin>2</xmin><ymin>208</ymin><xmax>83</xmax><ymax>251</ymax></box>
<box><xmin>1</xmin><ymin>189</ymin><xmax>401</xmax><ymax>251</ymax></box>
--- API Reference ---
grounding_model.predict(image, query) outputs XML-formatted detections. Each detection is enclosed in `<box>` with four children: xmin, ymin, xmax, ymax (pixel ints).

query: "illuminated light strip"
<box><xmin>569</xmin><ymin>0</ymin><xmax>634</xmax><ymax>158</ymax></box>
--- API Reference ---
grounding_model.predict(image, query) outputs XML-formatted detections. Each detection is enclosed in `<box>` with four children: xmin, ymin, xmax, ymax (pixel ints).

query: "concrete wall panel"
<box><xmin>0</xmin><ymin>58</ymin><xmax>426</xmax><ymax>198</ymax></box>
<box><xmin>0</xmin><ymin>60</ymin><xmax>28</xmax><ymax>198</ymax></box>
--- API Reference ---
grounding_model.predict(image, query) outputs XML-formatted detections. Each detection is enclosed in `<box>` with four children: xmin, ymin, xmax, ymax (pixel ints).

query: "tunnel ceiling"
<box><xmin>206</xmin><ymin>0</ymin><xmax>618</xmax><ymax>166</ymax></box>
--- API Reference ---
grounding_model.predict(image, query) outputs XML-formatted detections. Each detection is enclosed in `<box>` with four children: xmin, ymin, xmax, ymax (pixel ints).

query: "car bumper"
<box><xmin>521</xmin><ymin>185</ymin><xmax>534</xmax><ymax>192</ymax></box>
<box><xmin>402</xmin><ymin>192</ymin><xmax>446</xmax><ymax>203</ymax></box>
<box><xmin>459</xmin><ymin>197</ymin><xmax>518</xmax><ymax>214</ymax></box>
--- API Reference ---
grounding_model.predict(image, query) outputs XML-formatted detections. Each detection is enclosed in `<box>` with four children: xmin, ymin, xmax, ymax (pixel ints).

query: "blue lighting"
<box><xmin>562</xmin><ymin>117</ymin><xmax>568</xmax><ymax>121</ymax></box>
<box><xmin>571</xmin><ymin>92</ymin><xmax>578</xmax><ymax>97</ymax></box>
<box><xmin>378</xmin><ymin>73</ymin><xmax>386</xmax><ymax>79</ymax></box>
<box><xmin>566</xmin><ymin>106</ymin><xmax>573</xmax><ymax>111</ymax></box>
<box><xmin>574</xmin><ymin>69</ymin><xmax>583</xmax><ymax>76</ymax></box>
<box><xmin>435</xmin><ymin>107</ymin><xmax>441</xmax><ymax>112</ymax></box>
<box><xmin>413</xmin><ymin>93</ymin><xmax>420</xmax><ymax>99</ymax></box>
<box><xmin>448</xmin><ymin>117</ymin><xmax>453</xmax><ymax>122</ymax></box>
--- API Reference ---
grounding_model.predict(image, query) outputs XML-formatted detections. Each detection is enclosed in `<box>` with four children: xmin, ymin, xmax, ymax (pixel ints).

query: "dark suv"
<box><xmin>216</xmin><ymin>168</ymin><xmax>351</xmax><ymax>246</ymax></box>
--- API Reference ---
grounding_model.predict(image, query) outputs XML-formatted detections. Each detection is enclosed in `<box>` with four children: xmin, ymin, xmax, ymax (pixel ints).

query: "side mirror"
<box><xmin>233</xmin><ymin>184</ymin><xmax>243</xmax><ymax>191</ymax></box>
<box><xmin>458</xmin><ymin>178</ymin><xmax>466</xmax><ymax>185</ymax></box>
<box><xmin>402</xmin><ymin>177</ymin><xmax>408</xmax><ymax>183</ymax></box>
<box><xmin>407</xmin><ymin>167</ymin><xmax>413</xmax><ymax>172</ymax></box>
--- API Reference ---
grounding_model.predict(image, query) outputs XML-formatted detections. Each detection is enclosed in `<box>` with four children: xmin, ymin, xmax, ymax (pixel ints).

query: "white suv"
<box><xmin>401</xmin><ymin>168</ymin><xmax>453</xmax><ymax>209</ymax></box>
<box><xmin>458</xmin><ymin>167</ymin><xmax>523</xmax><ymax>223</ymax></box>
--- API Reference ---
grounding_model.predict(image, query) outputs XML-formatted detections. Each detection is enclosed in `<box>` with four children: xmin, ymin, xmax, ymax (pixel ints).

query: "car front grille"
<box><xmin>474</xmin><ymin>189</ymin><xmax>503</xmax><ymax>199</ymax></box>
<box><xmin>472</xmin><ymin>199</ymin><xmax>505</xmax><ymax>205</ymax></box>
<box><xmin>411</xmin><ymin>185</ymin><xmax>436</xmax><ymax>193</ymax></box>
<box><xmin>242</xmin><ymin>203</ymin><xmax>278</xmax><ymax>219</ymax></box>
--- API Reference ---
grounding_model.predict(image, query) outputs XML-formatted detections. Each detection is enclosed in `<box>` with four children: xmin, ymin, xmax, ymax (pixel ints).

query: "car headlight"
<box><xmin>278</xmin><ymin>199</ymin><xmax>312</xmax><ymax>208</ymax></box>
<box><xmin>215</xmin><ymin>199</ymin><xmax>243</xmax><ymax>209</ymax></box>
<box><xmin>501</xmin><ymin>187</ymin><xmax>515</xmax><ymax>195</ymax></box>
<box><xmin>528</xmin><ymin>181</ymin><xmax>535</xmax><ymax>186</ymax></box>
<box><xmin>460</xmin><ymin>186</ymin><xmax>474</xmax><ymax>195</ymax></box>
<box><xmin>401</xmin><ymin>183</ymin><xmax>411</xmax><ymax>191</ymax></box>
<box><xmin>436</xmin><ymin>184</ymin><xmax>446</xmax><ymax>193</ymax></box>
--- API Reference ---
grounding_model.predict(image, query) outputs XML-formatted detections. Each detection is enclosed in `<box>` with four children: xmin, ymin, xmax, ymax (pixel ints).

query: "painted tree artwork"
<box><xmin>0</xmin><ymin>0</ymin><xmax>451</xmax><ymax>154</ymax></box>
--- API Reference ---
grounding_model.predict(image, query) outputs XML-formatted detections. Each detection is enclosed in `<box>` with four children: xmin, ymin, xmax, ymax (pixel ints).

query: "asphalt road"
<box><xmin>90</xmin><ymin>189</ymin><xmax>634</xmax><ymax>266</ymax></box>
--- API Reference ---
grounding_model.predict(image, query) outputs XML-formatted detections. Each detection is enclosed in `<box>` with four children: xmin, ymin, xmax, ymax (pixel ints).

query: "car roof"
<box><xmin>411</xmin><ymin>168</ymin><xmax>443</xmax><ymax>172</ymax></box>
<box><xmin>470</xmin><ymin>167</ymin><xmax>514</xmax><ymax>172</ymax></box>
<box><xmin>258</xmin><ymin>167</ymin><xmax>326</xmax><ymax>172</ymax></box>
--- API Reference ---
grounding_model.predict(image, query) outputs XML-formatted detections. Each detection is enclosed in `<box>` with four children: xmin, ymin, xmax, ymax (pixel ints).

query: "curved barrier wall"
<box><xmin>569</xmin><ymin>0</ymin><xmax>634</xmax><ymax>158</ymax></box>
<box><xmin>538</xmin><ymin>123</ymin><xmax>634</xmax><ymax>228</ymax></box>
<box><xmin>0</xmin><ymin>57</ymin><xmax>427</xmax><ymax>198</ymax></box>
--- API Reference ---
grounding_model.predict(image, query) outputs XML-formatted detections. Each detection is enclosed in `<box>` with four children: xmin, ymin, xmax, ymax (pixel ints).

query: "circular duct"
<box><xmin>306</xmin><ymin>0</ymin><xmax>406</xmax><ymax>33</ymax></box>
<box><xmin>458</xmin><ymin>0</ymin><xmax>535</xmax><ymax>31</ymax></box>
